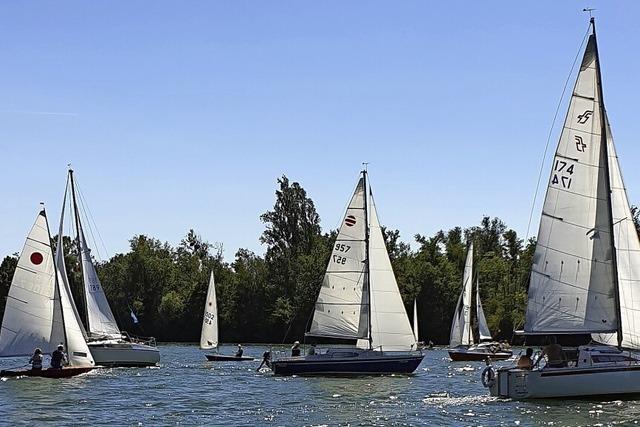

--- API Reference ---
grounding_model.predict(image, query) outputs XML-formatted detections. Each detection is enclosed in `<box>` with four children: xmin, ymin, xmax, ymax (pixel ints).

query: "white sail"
<box><xmin>57</xmin><ymin>268</ymin><xmax>94</xmax><ymax>367</ymax></box>
<box><xmin>525</xmin><ymin>34</ymin><xmax>618</xmax><ymax>335</ymax></box>
<box><xmin>55</xmin><ymin>195</ymin><xmax>88</xmax><ymax>341</ymax></box>
<box><xmin>593</xmin><ymin>113</ymin><xmax>640</xmax><ymax>348</ymax></box>
<box><xmin>200</xmin><ymin>271</ymin><xmax>218</xmax><ymax>349</ymax></box>
<box><xmin>77</xmin><ymin>225</ymin><xmax>121</xmax><ymax>339</ymax></box>
<box><xmin>0</xmin><ymin>211</ymin><xmax>65</xmax><ymax>357</ymax></box>
<box><xmin>365</xmin><ymin>193</ymin><xmax>416</xmax><ymax>351</ymax></box>
<box><xmin>308</xmin><ymin>177</ymin><xmax>368</xmax><ymax>340</ymax></box>
<box><xmin>476</xmin><ymin>279</ymin><xmax>492</xmax><ymax>341</ymax></box>
<box><xmin>413</xmin><ymin>299</ymin><xmax>419</xmax><ymax>342</ymax></box>
<box><xmin>450</xmin><ymin>243</ymin><xmax>474</xmax><ymax>347</ymax></box>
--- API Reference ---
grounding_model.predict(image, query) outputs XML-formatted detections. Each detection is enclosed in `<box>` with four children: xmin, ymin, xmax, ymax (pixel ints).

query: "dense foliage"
<box><xmin>0</xmin><ymin>176</ymin><xmax>542</xmax><ymax>344</ymax></box>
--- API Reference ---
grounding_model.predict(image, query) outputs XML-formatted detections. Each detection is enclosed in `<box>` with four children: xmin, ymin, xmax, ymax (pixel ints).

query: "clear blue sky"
<box><xmin>2</xmin><ymin>1</ymin><xmax>640</xmax><ymax>261</ymax></box>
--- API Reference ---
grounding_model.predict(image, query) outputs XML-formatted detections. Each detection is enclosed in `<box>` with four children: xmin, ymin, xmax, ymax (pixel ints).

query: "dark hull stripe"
<box><xmin>540</xmin><ymin>365</ymin><xmax>640</xmax><ymax>377</ymax></box>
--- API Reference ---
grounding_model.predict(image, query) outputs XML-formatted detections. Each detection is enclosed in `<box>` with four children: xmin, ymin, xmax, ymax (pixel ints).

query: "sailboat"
<box><xmin>269</xmin><ymin>170</ymin><xmax>424</xmax><ymax>375</ymax></box>
<box><xmin>448</xmin><ymin>242</ymin><xmax>512</xmax><ymax>361</ymax></box>
<box><xmin>0</xmin><ymin>207</ymin><xmax>95</xmax><ymax>378</ymax></box>
<box><xmin>201</xmin><ymin>272</ymin><xmax>254</xmax><ymax>361</ymax></box>
<box><xmin>58</xmin><ymin>168</ymin><xmax>160</xmax><ymax>367</ymax></box>
<box><xmin>486</xmin><ymin>18</ymin><xmax>640</xmax><ymax>399</ymax></box>
<box><xmin>413</xmin><ymin>299</ymin><xmax>425</xmax><ymax>349</ymax></box>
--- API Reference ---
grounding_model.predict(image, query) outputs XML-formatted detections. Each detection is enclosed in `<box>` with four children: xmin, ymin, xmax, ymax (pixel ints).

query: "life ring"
<box><xmin>481</xmin><ymin>366</ymin><xmax>496</xmax><ymax>388</ymax></box>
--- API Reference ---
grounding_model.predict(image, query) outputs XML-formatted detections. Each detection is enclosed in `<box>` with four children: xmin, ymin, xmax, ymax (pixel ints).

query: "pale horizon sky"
<box><xmin>2</xmin><ymin>1</ymin><xmax>640</xmax><ymax>261</ymax></box>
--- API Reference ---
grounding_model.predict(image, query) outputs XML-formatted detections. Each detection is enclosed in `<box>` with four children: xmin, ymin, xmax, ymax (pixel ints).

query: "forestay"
<box><xmin>450</xmin><ymin>243</ymin><xmax>474</xmax><ymax>347</ymax></box>
<box><xmin>200</xmin><ymin>272</ymin><xmax>219</xmax><ymax>349</ymax></box>
<box><xmin>593</xmin><ymin>114</ymin><xmax>640</xmax><ymax>348</ymax></box>
<box><xmin>476</xmin><ymin>279</ymin><xmax>492</xmax><ymax>341</ymax></box>
<box><xmin>365</xmin><ymin>193</ymin><xmax>416</xmax><ymax>351</ymax></box>
<box><xmin>524</xmin><ymin>34</ymin><xmax>618</xmax><ymax>334</ymax></box>
<box><xmin>308</xmin><ymin>177</ymin><xmax>369</xmax><ymax>340</ymax></box>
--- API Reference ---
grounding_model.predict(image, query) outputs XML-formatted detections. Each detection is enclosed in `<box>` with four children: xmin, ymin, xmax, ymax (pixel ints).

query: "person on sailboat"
<box><xmin>235</xmin><ymin>344</ymin><xmax>244</xmax><ymax>357</ymax></box>
<box><xmin>50</xmin><ymin>345</ymin><xmax>68</xmax><ymax>369</ymax></box>
<box><xmin>538</xmin><ymin>336</ymin><xmax>566</xmax><ymax>368</ymax></box>
<box><xmin>291</xmin><ymin>341</ymin><xmax>301</xmax><ymax>357</ymax></box>
<box><xmin>307</xmin><ymin>344</ymin><xmax>316</xmax><ymax>356</ymax></box>
<box><xmin>29</xmin><ymin>348</ymin><xmax>43</xmax><ymax>371</ymax></box>
<box><xmin>517</xmin><ymin>348</ymin><xmax>534</xmax><ymax>370</ymax></box>
<box><xmin>256</xmin><ymin>351</ymin><xmax>271</xmax><ymax>371</ymax></box>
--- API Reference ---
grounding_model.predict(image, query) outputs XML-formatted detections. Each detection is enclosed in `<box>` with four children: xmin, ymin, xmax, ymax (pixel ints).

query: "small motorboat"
<box><xmin>448</xmin><ymin>343</ymin><xmax>512</xmax><ymax>361</ymax></box>
<box><xmin>0</xmin><ymin>367</ymin><xmax>94</xmax><ymax>379</ymax></box>
<box><xmin>204</xmin><ymin>354</ymin><xmax>254</xmax><ymax>362</ymax></box>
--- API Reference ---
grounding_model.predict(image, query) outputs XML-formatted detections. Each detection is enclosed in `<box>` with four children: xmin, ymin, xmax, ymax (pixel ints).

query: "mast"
<box><xmin>592</xmin><ymin>17</ymin><xmax>623</xmax><ymax>349</ymax></box>
<box><xmin>44</xmin><ymin>206</ymin><xmax>69</xmax><ymax>352</ymax></box>
<box><xmin>362</xmin><ymin>168</ymin><xmax>372</xmax><ymax>350</ymax></box>
<box><xmin>68</xmin><ymin>168</ymin><xmax>90</xmax><ymax>332</ymax></box>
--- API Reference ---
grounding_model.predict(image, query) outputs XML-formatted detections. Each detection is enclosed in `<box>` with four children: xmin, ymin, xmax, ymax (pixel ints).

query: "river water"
<box><xmin>2</xmin><ymin>344</ymin><xmax>639</xmax><ymax>426</ymax></box>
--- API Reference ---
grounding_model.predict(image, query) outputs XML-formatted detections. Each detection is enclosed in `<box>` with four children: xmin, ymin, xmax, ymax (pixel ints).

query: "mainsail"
<box><xmin>0</xmin><ymin>209</ymin><xmax>94</xmax><ymax>367</ymax></box>
<box><xmin>413</xmin><ymin>299</ymin><xmax>419</xmax><ymax>342</ymax></box>
<box><xmin>308</xmin><ymin>177</ymin><xmax>368</xmax><ymax>340</ymax></box>
<box><xmin>524</xmin><ymin>31</ymin><xmax>619</xmax><ymax>335</ymax></box>
<box><xmin>593</xmin><ymin>113</ymin><xmax>640</xmax><ymax>348</ymax></box>
<box><xmin>200</xmin><ymin>272</ymin><xmax>219</xmax><ymax>349</ymax></box>
<box><xmin>450</xmin><ymin>242</ymin><xmax>474</xmax><ymax>347</ymax></box>
<box><xmin>476</xmin><ymin>279</ymin><xmax>492</xmax><ymax>341</ymax></box>
<box><xmin>365</xmin><ymin>192</ymin><xmax>416</xmax><ymax>351</ymax></box>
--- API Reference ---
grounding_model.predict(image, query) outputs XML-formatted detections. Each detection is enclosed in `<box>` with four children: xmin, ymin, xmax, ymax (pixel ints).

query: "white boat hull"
<box><xmin>89</xmin><ymin>341</ymin><xmax>160</xmax><ymax>367</ymax></box>
<box><xmin>488</xmin><ymin>346</ymin><xmax>640</xmax><ymax>399</ymax></box>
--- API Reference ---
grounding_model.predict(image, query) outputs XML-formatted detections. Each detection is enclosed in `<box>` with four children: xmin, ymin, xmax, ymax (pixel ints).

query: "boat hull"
<box><xmin>491</xmin><ymin>365</ymin><xmax>640</xmax><ymax>399</ymax></box>
<box><xmin>0</xmin><ymin>367</ymin><xmax>94</xmax><ymax>378</ymax></box>
<box><xmin>205</xmin><ymin>354</ymin><xmax>254</xmax><ymax>362</ymax></box>
<box><xmin>88</xmin><ymin>341</ymin><xmax>160</xmax><ymax>367</ymax></box>
<box><xmin>449</xmin><ymin>348</ymin><xmax>512</xmax><ymax>362</ymax></box>
<box><xmin>271</xmin><ymin>350</ymin><xmax>424</xmax><ymax>376</ymax></box>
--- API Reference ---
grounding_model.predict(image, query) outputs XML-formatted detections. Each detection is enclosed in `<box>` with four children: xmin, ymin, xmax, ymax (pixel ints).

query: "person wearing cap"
<box><xmin>291</xmin><ymin>341</ymin><xmax>301</xmax><ymax>357</ymax></box>
<box><xmin>29</xmin><ymin>348</ymin><xmax>43</xmax><ymax>370</ymax></box>
<box><xmin>50</xmin><ymin>344</ymin><xmax>68</xmax><ymax>369</ymax></box>
<box><xmin>235</xmin><ymin>344</ymin><xmax>244</xmax><ymax>358</ymax></box>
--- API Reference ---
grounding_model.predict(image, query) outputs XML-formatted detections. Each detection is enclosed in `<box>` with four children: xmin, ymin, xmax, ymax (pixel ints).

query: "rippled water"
<box><xmin>2</xmin><ymin>345</ymin><xmax>640</xmax><ymax>426</ymax></box>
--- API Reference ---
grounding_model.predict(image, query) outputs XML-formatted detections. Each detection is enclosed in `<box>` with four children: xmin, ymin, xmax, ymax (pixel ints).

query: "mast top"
<box><xmin>361</xmin><ymin>162</ymin><xmax>369</xmax><ymax>173</ymax></box>
<box><xmin>583</xmin><ymin>8</ymin><xmax>596</xmax><ymax>19</ymax></box>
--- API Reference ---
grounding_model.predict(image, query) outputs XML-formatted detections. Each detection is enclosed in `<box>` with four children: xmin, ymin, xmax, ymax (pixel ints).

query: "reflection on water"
<box><xmin>2</xmin><ymin>345</ymin><xmax>640</xmax><ymax>425</ymax></box>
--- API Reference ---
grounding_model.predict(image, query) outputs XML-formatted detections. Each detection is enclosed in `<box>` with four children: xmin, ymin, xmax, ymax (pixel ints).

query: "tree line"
<box><xmin>1</xmin><ymin>175</ymin><xmax>568</xmax><ymax>345</ymax></box>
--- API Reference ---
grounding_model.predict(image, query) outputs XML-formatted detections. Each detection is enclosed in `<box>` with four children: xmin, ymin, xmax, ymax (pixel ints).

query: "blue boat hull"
<box><xmin>270</xmin><ymin>350</ymin><xmax>424</xmax><ymax>376</ymax></box>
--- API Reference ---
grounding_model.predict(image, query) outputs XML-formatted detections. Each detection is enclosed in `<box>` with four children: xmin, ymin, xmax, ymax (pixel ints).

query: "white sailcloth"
<box><xmin>593</xmin><ymin>113</ymin><xmax>640</xmax><ymax>348</ymax></box>
<box><xmin>525</xmin><ymin>34</ymin><xmax>618</xmax><ymax>334</ymax></box>
<box><xmin>200</xmin><ymin>272</ymin><xmax>219</xmax><ymax>349</ymax></box>
<box><xmin>0</xmin><ymin>210</ymin><xmax>94</xmax><ymax>367</ymax></box>
<box><xmin>0</xmin><ymin>211</ymin><xmax>65</xmax><ymax>357</ymax></box>
<box><xmin>450</xmin><ymin>243</ymin><xmax>474</xmax><ymax>347</ymax></box>
<box><xmin>413</xmin><ymin>299</ymin><xmax>419</xmax><ymax>342</ymax></box>
<box><xmin>308</xmin><ymin>177</ymin><xmax>368</xmax><ymax>340</ymax></box>
<box><xmin>476</xmin><ymin>279</ymin><xmax>492</xmax><ymax>341</ymax></box>
<box><xmin>365</xmin><ymin>193</ymin><xmax>416</xmax><ymax>351</ymax></box>
<box><xmin>55</xmin><ymin>191</ymin><xmax>88</xmax><ymax>341</ymax></box>
<box><xmin>77</xmin><ymin>224</ymin><xmax>121</xmax><ymax>339</ymax></box>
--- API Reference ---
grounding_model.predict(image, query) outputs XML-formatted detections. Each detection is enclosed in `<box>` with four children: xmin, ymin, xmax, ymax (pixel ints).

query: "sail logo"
<box><xmin>575</xmin><ymin>136</ymin><xmax>587</xmax><ymax>152</ymax></box>
<box><xmin>577</xmin><ymin>110</ymin><xmax>593</xmax><ymax>124</ymax></box>
<box><xmin>344</xmin><ymin>215</ymin><xmax>357</xmax><ymax>227</ymax></box>
<box><xmin>30</xmin><ymin>252</ymin><xmax>43</xmax><ymax>265</ymax></box>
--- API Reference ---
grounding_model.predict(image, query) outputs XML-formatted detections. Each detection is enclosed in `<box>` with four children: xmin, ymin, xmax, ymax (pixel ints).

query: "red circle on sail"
<box><xmin>345</xmin><ymin>215</ymin><xmax>357</xmax><ymax>227</ymax></box>
<box><xmin>30</xmin><ymin>252</ymin><xmax>44</xmax><ymax>265</ymax></box>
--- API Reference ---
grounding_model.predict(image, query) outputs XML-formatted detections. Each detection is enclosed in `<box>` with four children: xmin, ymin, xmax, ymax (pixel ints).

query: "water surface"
<box><xmin>2</xmin><ymin>344</ymin><xmax>639</xmax><ymax>426</ymax></box>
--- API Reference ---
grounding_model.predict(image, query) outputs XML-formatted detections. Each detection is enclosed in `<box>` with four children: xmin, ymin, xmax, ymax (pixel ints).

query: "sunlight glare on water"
<box><xmin>2</xmin><ymin>345</ymin><xmax>640</xmax><ymax>426</ymax></box>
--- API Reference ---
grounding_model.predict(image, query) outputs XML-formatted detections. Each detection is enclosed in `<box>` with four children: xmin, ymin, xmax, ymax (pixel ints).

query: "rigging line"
<box><xmin>525</xmin><ymin>25</ymin><xmax>591</xmax><ymax>241</ymax></box>
<box><xmin>75</xmin><ymin>181</ymin><xmax>109</xmax><ymax>262</ymax></box>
